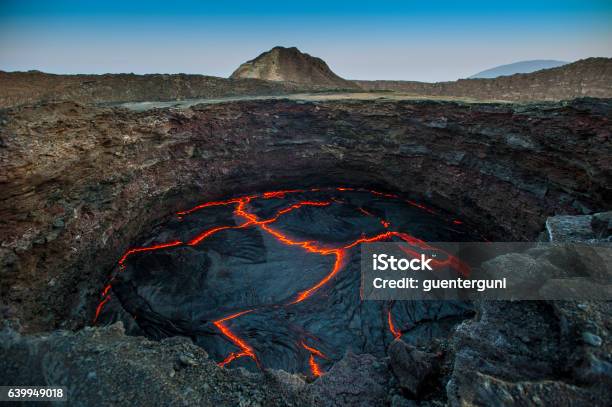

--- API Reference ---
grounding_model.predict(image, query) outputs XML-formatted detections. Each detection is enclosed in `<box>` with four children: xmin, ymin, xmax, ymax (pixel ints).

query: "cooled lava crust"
<box><xmin>95</xmin><ymin>187</ymin><xmax>476</xmax><ymax>377</ymax></box>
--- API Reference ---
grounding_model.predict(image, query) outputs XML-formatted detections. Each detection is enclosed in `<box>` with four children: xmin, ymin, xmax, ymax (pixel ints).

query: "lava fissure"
<box><xmin>308</xmin><ymin>354</ymin><xmax>323</xmax><ymax>377</ymax></box>
<box><xmin>301</xmin><ymin>342</ymin><xmax>328</xmax><ymax>359</ymax></box>
<box><xmin>118</xmin><ymin>240</ymin><xmax>183</xmax><ymax>266</ymax></box>
<box><xmin>213</xmin><ymin>310</ymin><xmax>259</xmax><ymax>367</ymax></box>
<box><xmin>302</xmin><ymin>342</ymin><xmax>327</xmax><ymax>377</ymax></box>
<box><xmin>387</xmin><ymin>309</ymin><xmax>402</xmax><ymax>340</ymax></box>
<box><xmin>93</xmin><ymin>295</ymin><xmax>111</xmax><ymax>323</ymax></box>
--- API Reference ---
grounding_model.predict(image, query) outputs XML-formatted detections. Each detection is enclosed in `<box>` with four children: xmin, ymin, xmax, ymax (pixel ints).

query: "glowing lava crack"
<box><xmin>94</xmin><ymin>187</ymin><xmax>473</xmax><ymax>378</ymax></box>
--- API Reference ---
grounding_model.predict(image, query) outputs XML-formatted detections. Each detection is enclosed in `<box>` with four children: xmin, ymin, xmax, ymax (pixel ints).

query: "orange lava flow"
<box><xmin>233</xmin><ymin>197</ymin><xmax>345</xmax><ymax>305</ymax></box>
<box><xmin>302</xmin><ymin>342</ymin><xmax>328</xmax><ymax>359</ymax></box>
<box><xmin>263</xmin><ymin>189</ymin><xmax>305</xmax><ymax>199</ymax></box>
<box><xmin>213</xmin><ymin>310</ymin><xmax>258</xmax><ymax>367</ymax></box>
<box><xmin>197</xmin><ymin>199</ymin><xmax>335</xmax><ymax>365</ymax></box>
<box><xmin>388</xmin><ymin>310</ymin><xmax>402</xmax><ymax>339</ymax></box>
<box><xmin>95</xmin><ymin>186</ymin><xmax>473</xmax><ymax>373</ymax></box>
<box><xmin>188</xmin><ymin>223</ymin><xmax>251</xmax><ymax>246</ymax></box>
<box><xmin>177</xmin><ymin>196</ymin><xmax>254</xmax><ymax>216</ymax></box>
<box><xmin>93</xmin><ymin>295</ymin><xmax>111</xmax><ymax>323</ymax></box>
<box><xmin>290</xmin><ymin>230</ymin><xmax>430</xmax><ymax>305</ymax></box>
<box><xmin>367</xmin><ymin>189</ymin><xmax>399</xmax><ymax>199</ymax></box>
<box><xmin>273</xmin><ymin>200</ymin><xmax>331</xmax><ymax>217</ymax></box>
<box><xmin>302</xmin><ymin>342</ymin><xmax>327</xmax><ymax>377</ymax></box>
<box><xmin>217</xmin><ymin>350</ymin><xmax>253</xmax><ymax>368</ymax></box>
<box><xmin>118</xmin><ymin>240</ymin><xmax>183</xmax><ymax>266</ymax></box>
<box><xmin>406</xmin><ymin>200</ymin><xmax>437</xmax><ymax>215</ymax></box>
<box><xmin>101</xmin><ymin>284</ymin><xmax>112</xmax><ymax>296</ymax></box>
<box><xmin>309</xmin><ymin>354</ymin><xmax>323</xmax><ymax>377</ymax></box>
<box><xmin>290</xmin><ymin>250</ymin><xmax>345</xmax><ymax>304</ymax></box>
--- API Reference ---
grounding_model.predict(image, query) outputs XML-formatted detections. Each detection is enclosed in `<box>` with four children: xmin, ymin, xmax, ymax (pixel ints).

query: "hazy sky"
<box><xmin>1</xmin><ymin>1</ymin><xmax>611</xmax><ymax>82</ymax></box>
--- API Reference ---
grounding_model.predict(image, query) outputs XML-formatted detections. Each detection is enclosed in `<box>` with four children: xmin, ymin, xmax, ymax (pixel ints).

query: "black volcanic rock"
<box><xmin>0</xmin><ymin>322</ymin><xmax>313</xmax><ymax>406</ymax></box>
<box><xmin>445</xmin><ymin>214</ymin><xmax>612</xmax><ymax>406</ymax></box>
<box><xmin>388</xmin><ymin>339</ymin><xmax>438</xmax><ymax>397</ymax></box>
<box><xmin>592</xmin><ymin>212</ymin><xmax>612</xmax><ymax>239</ymax></box>
<box><xmin>230</xmin><ymin>46</ymin><xmax>357</xmax><ymax>89</ymax></box>
<box><xmin>311</xmin><ymin>352</ymin><xmax>390</xmax><ymax>407</ymax></box>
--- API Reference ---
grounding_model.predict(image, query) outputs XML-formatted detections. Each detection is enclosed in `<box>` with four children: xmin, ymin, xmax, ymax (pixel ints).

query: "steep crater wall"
<box><xmin>0</xmin><ymin>98</ymin><xmax>610</xmax><ymax>333</ymax></box>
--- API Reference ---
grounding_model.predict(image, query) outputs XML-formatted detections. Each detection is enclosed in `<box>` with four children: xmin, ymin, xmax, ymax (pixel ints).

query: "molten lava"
<box><xmin>118</xmin><ymin>240</ymin><xmax>183</xmax><ymax>266</ymax></box>
<box><xmin>213</xmin><ymin>310</ymin><xmax>258</xmax><ymax>367</ymax></box>
<box><xmin>308</xmin><ymin>354</ymin><xmax>323</xmax><ymax>377</ymax></box>
<box><xmin>387</xmin><ymin>310</ymin><xmax>402</xmax><ymax>340</ymax></box>
<box><xmin>302</xmin><ymin>342</ymin><xmax>327</xmax><ymax>377</ymax></box>
<box><xmin>93</xmin><ymin>295</ymin><xmax>111</xmax><ymax>323</ymax></box>
<box><xmin>94</xmin><ymin>187</ymin><xmax>471</xmax><ymax>376</ymax></box>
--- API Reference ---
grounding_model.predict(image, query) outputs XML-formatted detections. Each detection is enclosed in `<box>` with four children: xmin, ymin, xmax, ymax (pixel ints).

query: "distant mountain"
<box><xmin>230</xmin><ymin>46</ymin><xmax>357</xmax><ymax>89</ymax></box>
<box><xmin>469</xmin><ymin>60</ymin><xmax>569</xmax><ymax>79</ymax></box>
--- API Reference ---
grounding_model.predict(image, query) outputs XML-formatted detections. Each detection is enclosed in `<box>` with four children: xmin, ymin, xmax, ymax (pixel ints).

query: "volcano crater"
<box><xmin>2</xmin><ymin>98</ymin><xmax>608</xmax><ymax>342</ymax></box>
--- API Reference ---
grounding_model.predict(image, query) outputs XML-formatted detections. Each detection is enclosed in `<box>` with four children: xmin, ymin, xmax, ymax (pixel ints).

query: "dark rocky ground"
<box><xmin>0</xmin><ymin>97</ymin><xmax>611</xmax><ymax>405</ymax></box>
<box><xmin>1</xmin><ymin>322</ymin><xmax>313</xmax><ymax>406</ymax></box>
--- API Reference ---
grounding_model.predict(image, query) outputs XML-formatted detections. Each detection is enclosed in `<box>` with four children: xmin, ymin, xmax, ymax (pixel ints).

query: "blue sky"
<box><xmin>1</xmin><ymin>1</ymin><xmax>610</xmax><ymax>81</ymax></box>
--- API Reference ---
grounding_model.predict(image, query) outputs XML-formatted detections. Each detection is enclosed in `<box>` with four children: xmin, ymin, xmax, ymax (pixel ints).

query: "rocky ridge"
<box><xmin>0</xmin><ymin>71</ymin><xmax>311</xmax><ymax>109</ymax></box>
<box><xmin>354</xmin><ymin>57</ymin><xmax>612</xmax><ymax>101</ymax></box>
<box><xmin>2</xmin><ymin>56</ymin><xmax>610</xmax><ymax>109</ymax></box>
